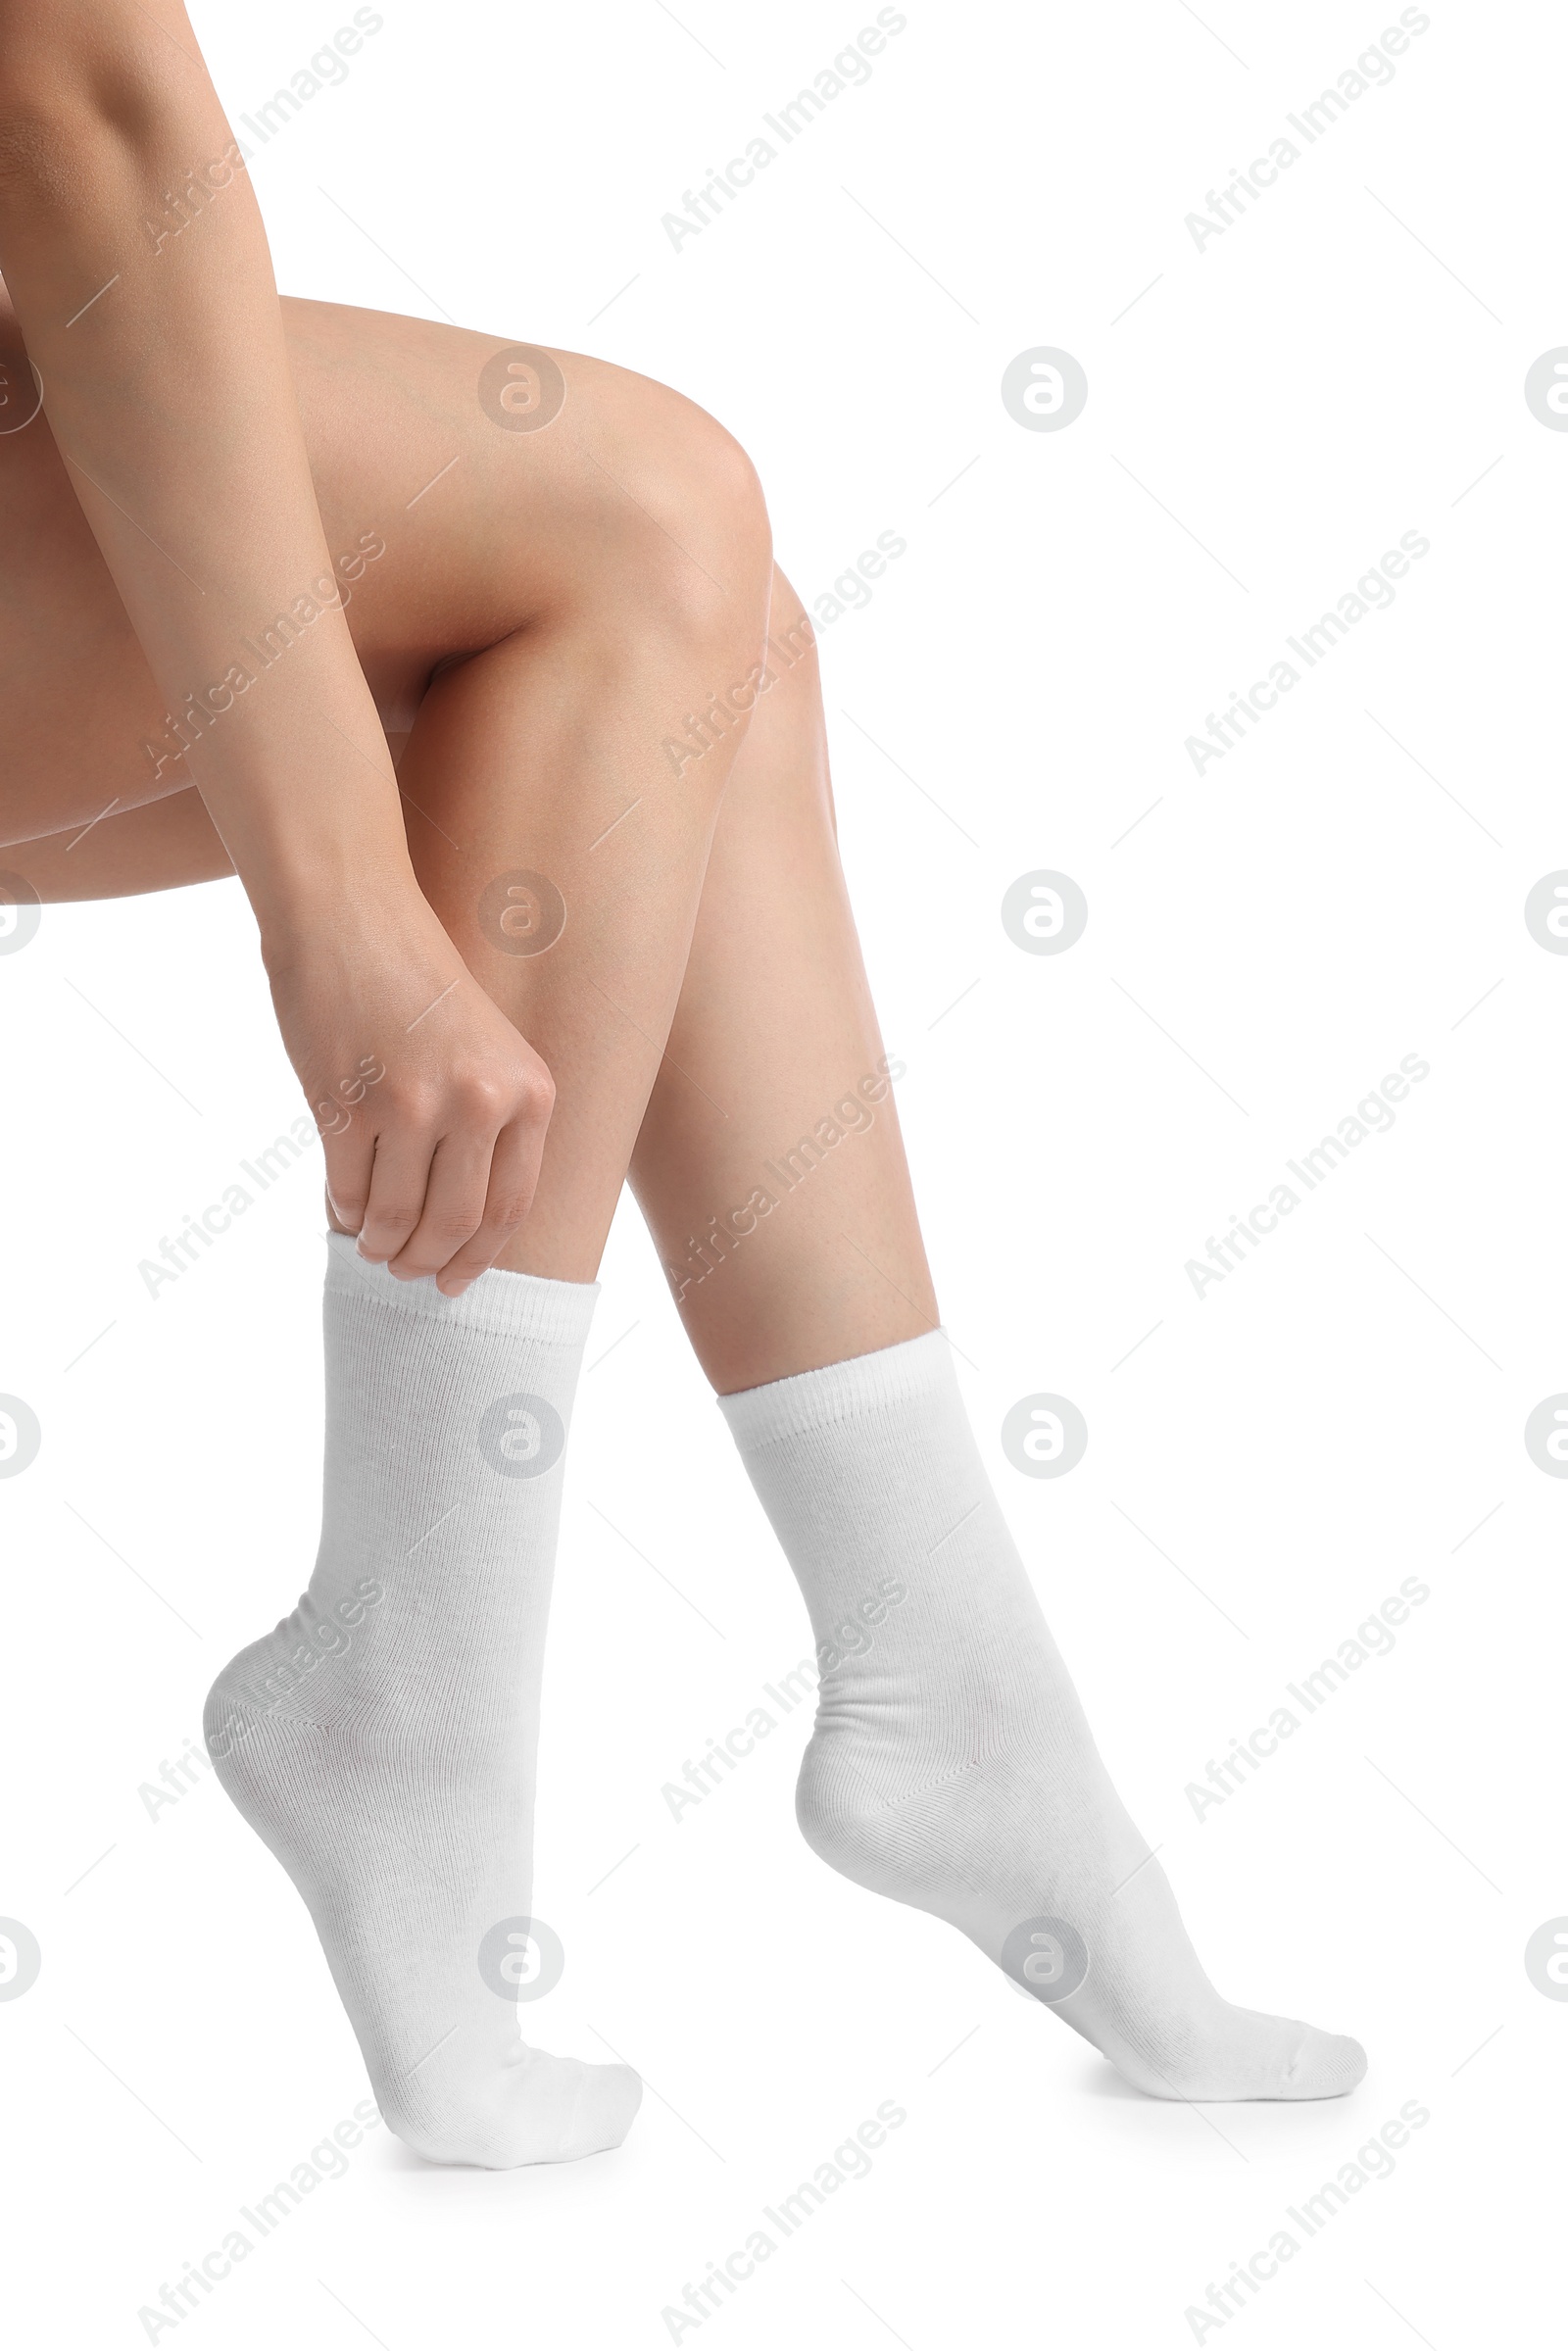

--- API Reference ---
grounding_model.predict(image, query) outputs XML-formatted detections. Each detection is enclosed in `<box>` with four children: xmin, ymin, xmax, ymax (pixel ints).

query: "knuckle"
<box><xmin>454</xmin><ymin>1072</ymin><xmax>511</xmax><ymax>1123</ymax></box>
<box><xmin>431</xmin><ymin>1207</ymin><xmax>485</xmax><ymax>1245</ymax></box>
<box><xmin>367</xmin><ymin>1201</ymin><xmax>422</xmax><ymax>1234</ymax></box>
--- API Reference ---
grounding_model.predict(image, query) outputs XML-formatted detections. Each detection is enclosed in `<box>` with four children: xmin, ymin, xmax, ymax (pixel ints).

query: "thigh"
<box><xmin>0</xmin><ymin>287</ymin><xmax>457</xmax><ymax>860</ymax></box>
<box><xmin>3</xmin><ymin>781</ymin><xmax>233</xmax><ymax>900</ymax></box>
<box><xmin>0</xmin><ymin>282</ymin><xmax>746</xmax><ymax>878</ymax></box>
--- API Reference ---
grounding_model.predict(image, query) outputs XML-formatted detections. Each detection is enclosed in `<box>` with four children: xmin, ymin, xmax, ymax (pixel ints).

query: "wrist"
<box><xmin>253</xmin><ymin>842</ymin><xmax>435</xmax><ymax>968</ymax></box>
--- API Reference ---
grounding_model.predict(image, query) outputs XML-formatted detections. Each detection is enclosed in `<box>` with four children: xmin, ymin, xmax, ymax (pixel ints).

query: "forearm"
<box><xmin>0</xmin><ymin>1</ymin><xmax>414</xmax><ymax>936</ymax></box>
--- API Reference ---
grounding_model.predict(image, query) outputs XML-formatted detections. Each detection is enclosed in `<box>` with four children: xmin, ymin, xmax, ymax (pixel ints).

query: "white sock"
<box><xmin>719</xmin><ymin>1330</ymin><xmax>1365</xmax><ymax>2102</ymax></box>
<box><xmin>205</xmin><ymin>1234</ymin><xmax>641</xmax><ymax>2167</ymax></box>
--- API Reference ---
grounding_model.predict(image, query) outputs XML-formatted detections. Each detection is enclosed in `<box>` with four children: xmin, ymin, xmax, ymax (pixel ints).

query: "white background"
<box><xmin>1</xmin><ymin>1</ymin><xmax>1561</xmax><ymax>2343</ymax></box>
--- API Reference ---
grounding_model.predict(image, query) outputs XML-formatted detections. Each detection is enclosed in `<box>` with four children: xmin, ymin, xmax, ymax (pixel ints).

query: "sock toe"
<box><xmin>1273</xmin><ymin>2024</ymin><xmax>1367</xmax><ymax>2101</ymax></box>
<box><xmin>504</xmin><ymin>2052</ymin><xmax>642</xmax><ymax>2165</ymax></box>
<box><xmin>392</xmin><ymin>2051</ymin><xmax>643</xmax><ymax>2169</ymax></box>
<box><xmin>564</xmin><ymin>2058</ymin><xmax>643</xmax><ymax>2155</ymax></box>
<box><xmin>720</xmin><ymin>1331</ymin><xmax>1371</xmax><ymax>2115</ymax></box>
<box><xmin>1114</xmin><ymin>2012</ymin><xmax>1369</xmax><ymax>2104</ymax></box>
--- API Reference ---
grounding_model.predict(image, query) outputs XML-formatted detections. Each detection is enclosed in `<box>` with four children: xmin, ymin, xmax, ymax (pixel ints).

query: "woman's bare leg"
<box><xmin>2</xmin><ymin>284</ymin><xmax>775</xmax><ymax>1278</ymax></box>
<box><xmin>5</xmin><ymin>294</ymin><xmax>1365</xmax><ymax>2113</ymax></box>
<box><xmin>623</xmin><ymin>587</ymin><xmax>1362</xmax><ymax>2107</ymax></box>
<box><xmin>1</xmin><ymin>286</ymin><xmax>785</xmax><ymax>2167</ymax></box>
<box><xmin>628</xmin><ymin>568</ymin><xmax>937</xmax><ymax>1391</ymax></box>
<box><xmin>8</xmin><ymin>558</ymin><xmax>937</xmax><ymax>1390</ymax></box>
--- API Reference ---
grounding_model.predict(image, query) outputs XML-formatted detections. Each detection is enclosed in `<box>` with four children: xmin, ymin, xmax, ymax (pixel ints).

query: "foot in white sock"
<box><xmin>204</xmin><ymin>1235</ymin><xmax>641</xmax><ymax>2168</ymax></box>
<box><xmin>720</xmin><ymin>1331</ymin><xmax>1366</xmax><ymax>2104</ymax></box>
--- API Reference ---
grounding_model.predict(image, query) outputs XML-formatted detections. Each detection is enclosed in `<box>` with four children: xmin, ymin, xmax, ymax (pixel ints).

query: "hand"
<box><xmin>264</xmin><ymin>883</ymin><xmax>554</xmax><ymax>1296</ymax></box>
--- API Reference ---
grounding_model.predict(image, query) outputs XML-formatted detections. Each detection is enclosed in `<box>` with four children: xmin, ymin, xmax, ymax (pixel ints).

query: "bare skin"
<box><xmin>0</xmin><ymin>283</ymin><xmax>938</xmax><ymax>1393</ymax></box>
<box><xmin>0</xmin><ymin>58</ymin><xmax>1371</xmax><ymax>2139</ymax></box>
<box><xmin>0</xmin><ymin>7</ymin><xmax>515</xmax><ymax>1295</ymax></box>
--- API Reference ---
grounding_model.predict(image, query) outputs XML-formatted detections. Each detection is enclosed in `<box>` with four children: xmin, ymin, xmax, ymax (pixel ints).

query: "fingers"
<box><xmin>351</xmin><ymin>1070</ymin><xmax>554</xmax><ymax>1292</ymax></box>
<box><xmin>321</xmin><ymin>1123</ymin><xmax>376</xmax><ymax>1236</ymax></box>
<box><xmin>382</xmin><ymin>1125</ymin><xmax>497</xmax><ymax>1289</ymax></box>
<box><xmin>424</xmin><ymin>1114</ymin><xmax>548</xmax><ymax>1296</ymax></box>
<box><xmin>356</xmin><ymin>1122</ymin><xmax>442</xmax><ymax>1268</ymax></box>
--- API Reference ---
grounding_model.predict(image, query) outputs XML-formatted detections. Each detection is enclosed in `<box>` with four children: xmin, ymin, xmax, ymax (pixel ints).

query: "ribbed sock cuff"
<box><xmin>716</xmin><ymin>1328</ymin><xmax>956</xmax><ymax>1449</ymax></box>
<box><xmin>323</xmin><ymin>1230</ymin><xmax>600</xmax><ymax>1348</ymax></box>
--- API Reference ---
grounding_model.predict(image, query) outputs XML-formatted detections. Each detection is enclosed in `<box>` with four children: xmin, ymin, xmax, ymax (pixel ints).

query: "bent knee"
<box><xmin>540</xmin><ymin>356</ymin><xmax>773</xmax><ymax>660</ymax></box>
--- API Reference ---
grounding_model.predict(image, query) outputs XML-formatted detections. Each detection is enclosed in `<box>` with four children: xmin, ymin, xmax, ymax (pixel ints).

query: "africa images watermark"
<box><xmin>203</xmin><ymin>1582</ymin><xmax>384</xmax><ymax>1767</ymax></box>
<box><xmin>91</xmin><ymin>16</ymin><xmax>390</xmax><ymax>281</ymax></box>
<box><xmin>662</xmin><ymin>608</ymin><xmax>816</xmax><ymax>779</ymax></box>
<box><xmin>807</xmin><ymin>527</ymin><xmax>907</xmax><ymax>633</ymax></box>
<box><xmin>1183</xmin><ymin>9</ymin><xmax>1432</xmax><ymax>255</ymax></box>
<box><xmin>136</xmin><ymin>2099</ymin><xmax>383</xmax><ymax>2341</ymax></box>
<box><xmin>1184</xmin><ymin>532</ymin><xmax>1430</xmax><ymax>777</ymax></box>
<box><xmin>1182</xmin><ymin>2100</ymin><xmax>1430</xmax><ymax>2341</ymax></box>
<box><xmin>136</xmin><ymin>1736</ymin><xmax>217</xmax><ymax>1825</ymax></box>
<box><xmin>137</xmin><ymin>1570</ymin><xmax>387</xmax><ymax>1818</ymax></box>
<box><xmin>1184</xmin><ymin>1572</ymin><xmax>1430</xmax><ymax>1823</ymax></box>
<box><xmin>661</xmin><ymin>9</ymin><xmax>908</xmax><ymax>253</ymax></box>
<box><xmin>662</xmin><ymin>1056</ymin><xmax>906</xmax><ymax>1305</ymax></box>
<box><xmin>662</xmin><ymin>1657</ymin><xmax>818</xmax><ymax>1824</ymax></box>
<box><xmin>141</xmin><ymin>142</ymin><xmax>248</xmax><ymax>259</ymax></box>
<box><xmin>1183</xmin><ymin>1053</ymin><xmax>1430</xmax><ymax>1299</ymax></box>
<box><xmin>139</xmin><ymin>529</ymin><xmax>387</xmax><ymax>784</ymax></box>
<box><xmin>137</xmin><ymin>1113</ymin><xmax>322</xmax><ymax>1298</ymax></box>
<box><xmin>662</xmin><ymin>536</ymin><xmax>906</xmax><ymax>779</ymax></box>
<box><xmin>231</xmin><ymin>7</ymin><xmax>387</xmax><ymax>153</ymax></box>
<box><xmin>662</xmin><ymin>1579</ymin><xmax>906</xmax><ymax>1825</ymax></box>
<box><xmin>660</xmin><ymin>2099</ymin><xmax>908</xmax><ymax>2340</ymax></box>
